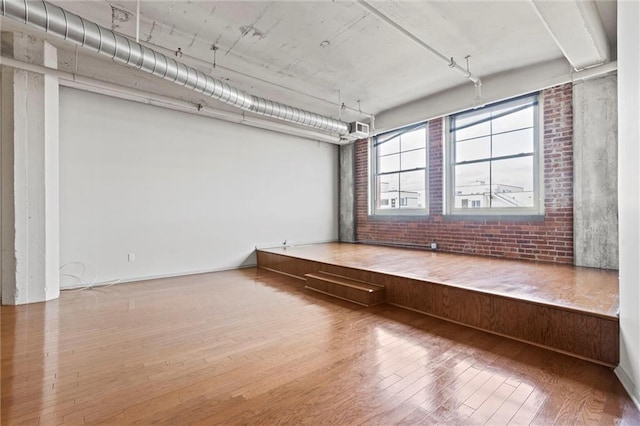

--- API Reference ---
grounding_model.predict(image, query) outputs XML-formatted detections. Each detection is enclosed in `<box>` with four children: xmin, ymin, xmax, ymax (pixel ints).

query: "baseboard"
<box><xmin>60</xmin><ymin>239</ymin><xmax>339</xmax><ymax>291</ymax></box>
<box><xmin>615</xmin><ymin>366</ymin><xmax>640</xmax><ymax>411</ymax></box>
<box><xmin>60</xmin><ymin>263</ymin><xmax>257</xmax><ymax>290</ymax></box>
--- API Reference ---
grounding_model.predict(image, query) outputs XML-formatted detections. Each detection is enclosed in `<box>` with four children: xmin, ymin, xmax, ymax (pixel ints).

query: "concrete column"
<box><xmin>1</xmin><ymin>32</ymin><xmax>60</xmax><ymax>304</ymax></box>
<box><xmin>339</xmin><ymin>143</ymin><xmax>356</xmax><ymax>242</ymax></box>
<box><xmin>573</xmin><ymin>75</ymin><xmax>618</xmax><ymax>269</ymax></box>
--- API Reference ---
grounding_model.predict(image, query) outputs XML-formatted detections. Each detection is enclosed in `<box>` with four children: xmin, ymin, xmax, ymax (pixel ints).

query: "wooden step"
<box><xmin>304</xmin><ymin>272</ymin><xmax>385</xmax><ymax>307</ymax></box>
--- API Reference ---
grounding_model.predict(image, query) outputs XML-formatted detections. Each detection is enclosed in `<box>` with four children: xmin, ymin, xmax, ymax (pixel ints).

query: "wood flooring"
<box><xmin>258</xmin><ymin>243</ymin><xmax>619</xmax><ymax>316</ymax></box>
<box><xmin>1</xmin><ymin>268</ymin><xmax>637</xmax><ymax>425</ymax></box>
<box><xmin>258</xmin><ymin>243</ymin><xmax>619</xmax><ymax>366</ymax></box>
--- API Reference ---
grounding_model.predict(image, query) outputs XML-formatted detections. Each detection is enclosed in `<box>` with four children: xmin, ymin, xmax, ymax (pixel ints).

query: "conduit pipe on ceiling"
<box><xmin>357</xmin><ymin>0</ymin><xmax>482</xmax><ymax>98</ymax></box>
<box><xmin>0</xmin><ymin>55</ymin><xmax>343</xmax><ymax>144</ymax></box>
<box><xmin>0</xmin><ymin>0</ymin><xmax>350</xmax><ymax>136</ymax></box>
<box><xmin>136</xmin><ymin>35</ymin><xmax>375</xmax><ymax>119</ymax></box>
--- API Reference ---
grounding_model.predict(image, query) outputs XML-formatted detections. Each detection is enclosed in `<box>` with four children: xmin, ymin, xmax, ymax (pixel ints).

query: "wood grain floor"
<box><xmin>257</xmin><ymin>244</ymin><xmax>620</xmax><ymax>366</ymax></box>
<box><xmin>2</xmin><ymin>268</ymin><xmax>637</xmax><ymax>425</ymax></box>
<box><xmin>259</xmin><ymin>243</ymin><xmax>619</xmax><ymax>317</ymax></box>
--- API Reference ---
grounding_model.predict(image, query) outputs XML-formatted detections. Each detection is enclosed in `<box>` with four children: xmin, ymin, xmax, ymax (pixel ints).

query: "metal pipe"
<box><xmin>0</xmin><ymin>54</ymin><xmax>344</xmax><ymax>144</ymax></box>
<box><xmin>0</xmin><ymin>0</ymin><xmax>350</xmax><ymax>135</ymax></box>
<box><xmin>135</xmin><ymin>33</ymin><xmax>375</xmax><ymax>118</ymax></box>
<box><xmin>357</xmin><ymin>0</ymin><xmax>481</xmax><ymax>86</ymax></box>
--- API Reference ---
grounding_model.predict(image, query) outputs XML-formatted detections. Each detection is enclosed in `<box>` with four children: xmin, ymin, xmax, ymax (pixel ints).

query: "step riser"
<box><xmin>305</xmin><ymin>276</ymin><xmax>385</xmax><ymax>307</ymax></box>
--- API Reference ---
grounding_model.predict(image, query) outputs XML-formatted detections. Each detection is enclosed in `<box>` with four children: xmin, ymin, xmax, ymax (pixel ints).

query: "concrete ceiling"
<box><xmin>2</xmin><ymin>0</ymin><xmax>617</xmax><ymax>130</ymax></box>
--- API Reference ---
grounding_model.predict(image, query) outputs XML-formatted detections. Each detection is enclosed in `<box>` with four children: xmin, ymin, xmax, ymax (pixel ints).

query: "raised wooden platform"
<box><xmin>257</xmin><ymin>242</ymin><xmax>620</xmax><ymax>367</ymax></box>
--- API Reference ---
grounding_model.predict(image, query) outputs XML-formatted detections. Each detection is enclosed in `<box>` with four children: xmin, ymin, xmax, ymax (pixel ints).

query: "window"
<box><xmin>371</xmin><ymin>123</ymin><xmax>428</xmax><ymax>215</ymax></box>
<box><xmin>447</xmin><ymin>93</ymin><xmax>542</xmax><ymax>216</ymax></box>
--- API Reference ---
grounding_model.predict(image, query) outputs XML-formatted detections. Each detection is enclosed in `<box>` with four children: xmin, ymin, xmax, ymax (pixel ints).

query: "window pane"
<box><xmin>454</xmin><ymin>162</ymin><xmax>490</xmax><ymax>209</ymax></box>
<box><xmin>378</xmin><ymin>173</ymin><xmax>399</xmax><ymax>210</ymax></box>
<box><xmin>491</xmin><ymin>156</ymin><xmax>534</xmax><ymax>208</ymax></box>
<box><xmin>374</xmin><ymin>122</ymin><xmax>428</xmax><ymax>214</ymax></box>
<box><xmin>454</xmin><ymin>120</ymin><xmax>491</xmax><ymax>141</ymax></box>
<box><xmin>401</xmin><ymin>128</ymin><xmax>426</xmax><ymax>151</ymax></box>
<box><xmin>456</xmin><ymin>137</ymin><xmax>490</xmax><ymax>163</ymax></box>
<box><xmin>492</xmin><ymin>128</ymin><xmax>534</xmax><ymax>158</ymax></box>
<box><xmin>400</xmin><ymin>170</ymin><xmax>425</xmax><ymax>209</ymax></box>
<box><xmin>377</xmin><ymin>137</ymin><xmax>399</xmax><ymax>156</ymax></box>
<box><xmin>492</xmin><ymin>105</ymin><xmax>534</xmax><ymax>134</ymax></box>
<box><xmin>379</xmin><ymin>172</ymin><xmax>399</xmax><ymax>191</ymax></box>
<box><xmin>400</xmin><ymin>148</ymin><xmax>426</xmax><ymax>170</ymax></box>
<box><xmin>449</xmin><ymin>94</ymin><xmax>538</xmax><ymax>213</ymax></box>
<box><xmin>455</xmin><ymin>109</ymin><xmax>491</xmax><ymax>129</ymax></box>
<box><xmin>492</xmin><ymin>156</ymin><xmax>534</xmax><ymax>191</ymax></box>
<box><xmin>378</xmin><ymin>153</ymin><xmax>400</xmax><ymax>173</ymax></box>
<box><xmin>400</xmin><ymin>169</ymin><xmax>424</xmax><ymax>191</ymax></box>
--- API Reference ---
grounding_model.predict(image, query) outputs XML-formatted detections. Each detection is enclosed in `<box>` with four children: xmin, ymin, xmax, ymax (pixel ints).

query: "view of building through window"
<box><xmin>450</xmin><ymin>94</ymin><xmax>539</xmax><ymax>211</ymax></box>
<box><xmin>373</xmin><ymin>124</ymin><xmax>427</xmax><ymax>213</ymax></box>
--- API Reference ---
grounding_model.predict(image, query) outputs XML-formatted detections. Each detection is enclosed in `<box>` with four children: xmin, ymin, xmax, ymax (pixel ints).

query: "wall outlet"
<box><xmin>128</xmin><ymin>253</ymin><xmax>135</xmax><ymax>262</ymax></box>
<box><xmin>430</xmin><ymin>242</ymin><xmax>438</xmax><ymax>250</ymax></box>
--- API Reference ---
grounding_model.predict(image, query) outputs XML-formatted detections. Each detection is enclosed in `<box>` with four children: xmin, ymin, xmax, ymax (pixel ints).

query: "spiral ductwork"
<box><xmin>0</xmin><ymin>0</ymin><xmax>350</xmax><ymax>135</ymax></box>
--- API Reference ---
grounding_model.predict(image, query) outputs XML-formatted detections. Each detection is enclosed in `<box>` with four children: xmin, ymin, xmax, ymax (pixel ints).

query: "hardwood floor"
<box><xmin>2</xmin><ymin>268</ymin><xmax>637</xmax><ymax>425</ymax></box>
<box><xmin>258</xmin><ymin>243</ymin><xmax>619</xmax><ymax>366</ymax></box>
<box><xmin>258</xmin><ymin>243</ymin><xmax>619</xmax><ymax>316</ymax></box>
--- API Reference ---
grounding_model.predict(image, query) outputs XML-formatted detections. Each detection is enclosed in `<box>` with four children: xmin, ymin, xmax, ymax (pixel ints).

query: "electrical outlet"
<box><xmin>430</xmin><ymin>242</ymin><xmax>438</xmax><ymax>250</ymax></box>
<box><xmin>128</xmin><ymin>253</ymin><xmax>135</xmax><ymax>262</ymax></box>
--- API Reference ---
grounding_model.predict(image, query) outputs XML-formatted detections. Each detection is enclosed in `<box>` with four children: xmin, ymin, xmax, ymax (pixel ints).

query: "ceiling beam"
<box><xmin>530</xmin><ymin>0</ymin><xmax>610</xmax><ymax>71</ymax></box>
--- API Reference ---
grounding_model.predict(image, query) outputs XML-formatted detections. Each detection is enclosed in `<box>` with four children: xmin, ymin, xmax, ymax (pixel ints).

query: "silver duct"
<box><xmin>0</xmin><ymin>0</ymin><xmax>350</xmax><ymax>135</ymax></box>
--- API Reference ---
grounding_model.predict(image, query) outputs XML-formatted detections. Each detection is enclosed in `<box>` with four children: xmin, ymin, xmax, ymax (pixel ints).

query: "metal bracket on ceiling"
<box><xmin>211</xmin><ymin>44</ymin><xmax>218</xmax><ymax>68</ymax></box>
<box><xmin>135</xmin><ymin>0</ymin><xmax>140</xmax><ymax>42</ymax></box>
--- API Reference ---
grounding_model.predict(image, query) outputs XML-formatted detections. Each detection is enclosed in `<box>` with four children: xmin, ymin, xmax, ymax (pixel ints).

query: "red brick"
<box><xmin>354</xmin><ymin>83</ymin><xmax>574</xmax><ymax>264</ymax></box>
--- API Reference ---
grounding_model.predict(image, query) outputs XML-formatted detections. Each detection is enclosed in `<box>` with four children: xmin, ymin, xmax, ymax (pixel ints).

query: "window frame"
<box><xmin>445</xmin><ymin>93</ymin><xmax>544</xmax><ymax>217</ymax></box>
<box><xmin>370</xmin><ymin>122</ymin><xmax>429</xmax><ymax>216</ymax></box>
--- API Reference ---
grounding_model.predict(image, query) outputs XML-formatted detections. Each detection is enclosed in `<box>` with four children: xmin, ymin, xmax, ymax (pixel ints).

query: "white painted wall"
<box><xmin>59</xmin><ymin>87</ymin><xmax>338</xmax><ymax>287</ymax></box>
<box><xmin>616</xmin><ymin>0</ymin><xmax>640</xmax><ymax>409</ymax></box>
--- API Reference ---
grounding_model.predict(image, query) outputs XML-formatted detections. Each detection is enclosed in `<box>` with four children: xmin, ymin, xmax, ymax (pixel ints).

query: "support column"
<box><xmin>573</xmin><ymin>74</ymin><xmax>618</xmax><ymax>269</ymax></box>
<box><xmin>339</xmin><ymin>143</ymin><xmax>356</xmax><ymax>242</ymax></box>
<box><xmin>1</xmin><ymin>32</ymin><xmax>60</xmax><ymax>304</ymax></box>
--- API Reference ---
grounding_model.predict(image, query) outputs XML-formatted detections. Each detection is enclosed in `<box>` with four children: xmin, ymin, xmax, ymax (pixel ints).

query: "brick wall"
<box><xmin>355</xmin><ymin>83</ymin><xmax>574</xmax><ymax>264</ymax></box>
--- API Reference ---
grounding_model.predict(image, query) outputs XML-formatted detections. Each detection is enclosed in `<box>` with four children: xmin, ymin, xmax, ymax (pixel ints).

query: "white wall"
<box><xmin>616</xmin><ymin>0</ymin><xmax>640</xmax><ymax>409</ymax></box>
<box><xmin>59</xmin><ymin>87</ymin><xmax>338</xmax><ymax>287</ymax></box>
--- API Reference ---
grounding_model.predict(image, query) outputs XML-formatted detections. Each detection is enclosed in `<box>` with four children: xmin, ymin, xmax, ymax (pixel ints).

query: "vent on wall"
<box><xmin>344</xmin><ymin>121</ymin><xmax>370</xmax><ymax>141</ymax></box>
